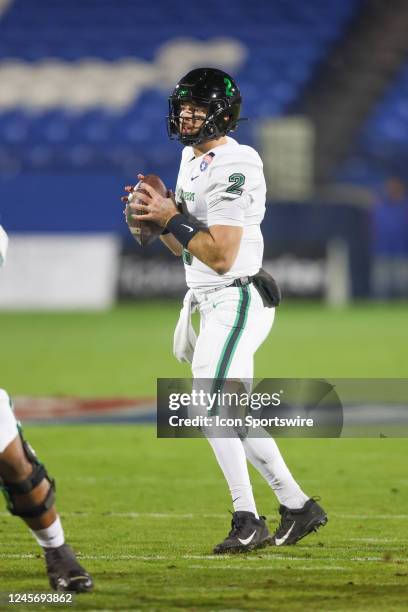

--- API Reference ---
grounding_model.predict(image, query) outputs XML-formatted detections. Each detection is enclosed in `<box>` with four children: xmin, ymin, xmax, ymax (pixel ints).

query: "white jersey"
<box><xmin>175</xmin><ymin>137</ymin><xmax>266</xmax><ymax>290</ymax></box>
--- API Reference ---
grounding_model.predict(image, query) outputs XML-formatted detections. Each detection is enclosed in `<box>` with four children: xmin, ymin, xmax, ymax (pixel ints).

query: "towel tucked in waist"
<box><xmin>173</xmin><ymin>289</ymin><xmax>198</xmax><ymax>364</ymax></box>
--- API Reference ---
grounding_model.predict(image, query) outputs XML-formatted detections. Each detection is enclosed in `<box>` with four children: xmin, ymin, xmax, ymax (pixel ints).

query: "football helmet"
<box><xmin>167</xmin><ymin>67</ymin><xmax>243</xmax><ymax>146</ymax></box>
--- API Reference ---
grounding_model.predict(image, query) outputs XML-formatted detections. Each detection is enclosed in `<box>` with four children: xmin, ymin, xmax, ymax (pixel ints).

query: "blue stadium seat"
<box><xmin>340</xmin><ymin>63</ymin><xmax>408</xmax><ymax>184</ymax></box>
<box><xmin>0</xmin><ymin>0</ymin><xmax>361</xmax><ymax>173</ymax></box>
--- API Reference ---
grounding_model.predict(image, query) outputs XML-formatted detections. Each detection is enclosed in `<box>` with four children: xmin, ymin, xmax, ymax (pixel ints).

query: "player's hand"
<box><xmin>120</xmin><ymin>174</ymin><xmax>145</xmax><ymax>204</ymax></box>
<box><xmin>128</xmin><ymin>181</ymin><xmax>178</xmax><ymax>228</ymax></box>
<box><xmin>120</xmin><ymin>174</ymin><xmax>145</xmax><ymax>227</ymax></box>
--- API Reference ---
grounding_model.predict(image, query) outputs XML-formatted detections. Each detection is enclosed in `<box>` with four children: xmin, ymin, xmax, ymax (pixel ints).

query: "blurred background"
<box><xmin>0</xmin><ymin>0</ymin><xmax>408</xmax><ymax>309</ymax></box>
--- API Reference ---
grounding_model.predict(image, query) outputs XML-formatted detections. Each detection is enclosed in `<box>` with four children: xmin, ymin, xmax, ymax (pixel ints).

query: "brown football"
<box><xmin>126</xmin><ymin>174</ymin><xmax>167</xmax><ymax>247</ymax></box>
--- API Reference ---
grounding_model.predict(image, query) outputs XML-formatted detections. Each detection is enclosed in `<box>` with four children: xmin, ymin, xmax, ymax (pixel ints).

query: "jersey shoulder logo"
<box><xmin>200</xmin><ymin>152</ymin><xmax>215</xmax><ymax>172</ymax></box>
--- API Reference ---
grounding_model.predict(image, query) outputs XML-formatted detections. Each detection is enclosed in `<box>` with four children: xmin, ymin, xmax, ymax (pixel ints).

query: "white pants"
<box><xmin>192</xmin><ymin>283</ymin><xmax>274</xmax><ymax>380</ymax></box>
<box><xmin>186</xmin><ymin>284</ymin><xmax>309</xmax><ymax>513</ymax></box>
<box><xmin>0</xmin><ymin>389</ymin><xmax>18</xmax><ymax>453</ymax></box>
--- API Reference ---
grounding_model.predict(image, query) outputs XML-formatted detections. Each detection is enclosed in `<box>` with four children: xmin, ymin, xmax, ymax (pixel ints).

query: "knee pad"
<box><xmin>0</xmin><ymin>427</ymin><xmax>56</xmax><ymax>519</ymax></box>
<box><xmin>0</xmin><ymin>389</ymin><xmax>19</xmax><ymax>453</ymax></box>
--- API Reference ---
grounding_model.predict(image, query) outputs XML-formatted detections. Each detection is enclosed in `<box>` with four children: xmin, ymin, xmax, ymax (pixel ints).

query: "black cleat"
<box><xmin>272</xmin><ymin>498</ymin><xmax>328</xmax><ymax>546</ymax></box>
<box><xmin>44</xmin><ymin>543</ymin><xmax>93</xmax><ymax>592</ymax></box>
<box><xmin>213</xmin><ymin>511</ymin><xmax>273</xmax><ymax>554</ymax></box>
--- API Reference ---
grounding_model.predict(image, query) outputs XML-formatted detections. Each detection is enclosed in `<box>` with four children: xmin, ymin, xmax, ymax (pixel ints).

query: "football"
<box><xmin>126</xmin><ymin>174</ymin><xmax>167</xmax><ymax>247</ymax></box>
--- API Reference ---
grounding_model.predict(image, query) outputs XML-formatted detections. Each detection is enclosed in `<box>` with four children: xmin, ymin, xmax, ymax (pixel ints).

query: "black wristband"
<box><xmin>161</xmin><ymin>227</ymin><xmax>170</xmax><ymax>235</ymax></box>
<box><xmin>165</xmin><ymin>213</ymin><xmax>201</xmax><ymax>248</ymax></box>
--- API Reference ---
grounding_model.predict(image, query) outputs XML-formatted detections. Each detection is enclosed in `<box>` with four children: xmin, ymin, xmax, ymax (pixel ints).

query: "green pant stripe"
<box><xmin>213</xmin><ymin>287</ymin><xmax>244</xmax><ymax>379</ymax></box>
<box><xmin>210</xmin><ymin>286</ymin><xmax>251</xmax><ymax>415</ymax></box>
<box><xmin>219</xmin><ymin>287</ymin><xmax>251</xmax><ymax>380</ymax></box>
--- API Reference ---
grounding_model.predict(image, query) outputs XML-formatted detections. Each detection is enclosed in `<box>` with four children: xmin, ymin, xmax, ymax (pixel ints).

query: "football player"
<box><xmin>123</xmin><ymin>68</ymin><xmax>327</xmax><ymax>553</ymax></box>
<box><xmin>0</xmin><ymin>225</ymin><xmax>93</xmax><ymax>591</ymax></box>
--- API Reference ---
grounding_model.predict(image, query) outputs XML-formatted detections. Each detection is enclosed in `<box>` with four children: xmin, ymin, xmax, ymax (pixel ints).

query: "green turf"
<box><xmin>0</xmin><ymin>302</ymin><xmax>407</xmax><ymax>610</ymax></box>
<box><xmin>0</xmin><ymin>301</ymin><xmax>407</xmax><ymax>396</ymax></box>
<box><xmin>1</xmin><ymin>426</ymin><xmax>407</xmax><ymax>611</ymax></box>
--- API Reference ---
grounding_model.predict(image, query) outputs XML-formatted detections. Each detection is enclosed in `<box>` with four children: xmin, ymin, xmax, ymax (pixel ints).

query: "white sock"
<box><xmin>206</xmin><ymin>436</ymin><xmax>258</xmax><ymax>517</ymax></box>
<box><xmin>243</xmin><ymin>435</ymin><xmax>309</xmax><ymax>509</ymax></box>
<box><xmin>31</xmin><ymin>516</ymin><xmax>65</xmax><ymax>549</ymax></box>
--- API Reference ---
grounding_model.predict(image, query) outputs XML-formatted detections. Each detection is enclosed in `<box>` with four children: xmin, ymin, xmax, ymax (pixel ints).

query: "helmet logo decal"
<box><xmin>224</xmin><ymin>77</ymin><xmax>233</xmax><ymax>97</ymax></box>
<box><xmin>179</xmin><ymin>88</ymin><xmax>189</xmax><ymax>96</ymax></box>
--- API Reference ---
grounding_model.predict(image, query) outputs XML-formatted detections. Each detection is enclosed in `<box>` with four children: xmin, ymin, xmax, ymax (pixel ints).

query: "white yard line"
<box><xmin>190</xmin><ymin>564</ymin><xmax>349</xmax><ymax>570</ymax></box>
<box><xmin>332</xmin><ymin>513</ymin><xmax>408</xmax><ymax>520</ymax></box>
<box><xmin>351</xmin><ymin>557</ymin><xmax>389</xmax><ymax>562</ymax></box>
<box><xmin>1</xmin><ymin>511</ymin><xmax>407</xmax><ymax>520</ymax></box>
<box><xmin>348</xmin><ymin>537</ymin><xmax>407</xmax><ymax>543</ymax></box>
<box><xmin>0</xmin><ymin>512</ymin><xmax>226</xmax><ymax>519</ymax></box>
<box><xmin>0</xmin><ymin>553</ymin><xmax>406</xmax><ymax>564</ymax></box>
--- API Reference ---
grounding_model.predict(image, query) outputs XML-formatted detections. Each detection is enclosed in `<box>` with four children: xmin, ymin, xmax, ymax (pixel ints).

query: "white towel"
<box><xmin>0</xmin><ymin>225</ymin><xmax>9</xmax><ymax>267</ymax></box>
<box><xmin>173</xmin><ymin>289</ymin><xmax>197</xmax><ymax>363</ymax></box>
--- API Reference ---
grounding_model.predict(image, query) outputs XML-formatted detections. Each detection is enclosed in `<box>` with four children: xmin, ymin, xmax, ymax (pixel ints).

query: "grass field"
<box><xmin>0</xmin><ymin>301</ymin><xmax>407</xmax><ymax>610</ymax></box>
<box><xmin>1</xmin><ymin>427</ymin><xmax>407</xmax><ymax>611</ymax></box>
<box><xmin>0</xmin><ymin>301</ymin><xmax>407</xmax><ymax>396</ymax></box>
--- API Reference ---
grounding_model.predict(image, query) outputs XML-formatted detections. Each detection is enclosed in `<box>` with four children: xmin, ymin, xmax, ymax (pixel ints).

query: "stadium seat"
<box><xmin>0</xmin><ymin>0</ymin><xmax>361</xmax><ymax>175</ymax></box>
<box><xmin>340</xmin><ymin>63</ymin><xmax>408</xmax><ymax>184</ymax></box>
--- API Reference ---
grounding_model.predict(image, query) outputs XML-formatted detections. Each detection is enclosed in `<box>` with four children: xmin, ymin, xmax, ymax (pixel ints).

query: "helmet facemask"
<box><xmin>167</xmin><ymin>97</ymin><xmax>240</xmax><ymax>146</ymax></box>
<box><xmin>167</xmin><ymin>68</ymin><xmax>243</xmax><ymax>145</ymax></box>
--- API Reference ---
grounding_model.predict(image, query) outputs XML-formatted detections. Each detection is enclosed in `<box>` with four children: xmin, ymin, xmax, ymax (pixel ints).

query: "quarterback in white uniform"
<box><xmin>0</xmin><ymin>226</ymin><xmax>93</xmax><ymax>591</ymax></box>
<box><xmin>125</xmin><ymin>68</ymin><xmax>327</xmax><ymax>552</ymax></box>
<box><xmin>176</xmin><ymin>136</ymin><xmax>265</xmax><ymax>290</ymax></box>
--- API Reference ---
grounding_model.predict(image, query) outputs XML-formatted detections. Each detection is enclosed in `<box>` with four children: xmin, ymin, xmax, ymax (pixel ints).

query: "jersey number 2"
<box><xmin>226</xmin><ymin>173</ymin><xmax>245</xmax><ymax>195</ymax></box>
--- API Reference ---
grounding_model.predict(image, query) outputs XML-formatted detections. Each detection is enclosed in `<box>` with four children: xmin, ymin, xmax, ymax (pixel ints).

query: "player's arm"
<box><xmin>185</xmin><ymin>224</ymin><xmax>242</xmax><ymax>274</ymax></box>
<box><xmin>130</xmin><ymin>176</ymin><xmax>245</xmax><ymax>274</ymax></box>
<box><xmin>156</xmin><ymin>191</ymin><xmax>242</xmax><ymax>269</ymax></box>
<box><xmin>160</xmin><ymin>233</ymin><xmax>183</xmax><ymax>256</ymax></box>
<box><xmin>129</xmin><ymin>183</ymin><xmax>243</xmax><ymax>274</ymax></box>
<box><xmin>171</xmin><ymin>158</ymin><xmax>248</xmax><ymax>272</ymax></box>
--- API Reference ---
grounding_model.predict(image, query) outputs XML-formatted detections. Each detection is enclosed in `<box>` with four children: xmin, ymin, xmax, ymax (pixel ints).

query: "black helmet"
<box><xmin>167</xmin><ymin>67</ymin><xmax>242</xmax><ymax>146</ymax></box>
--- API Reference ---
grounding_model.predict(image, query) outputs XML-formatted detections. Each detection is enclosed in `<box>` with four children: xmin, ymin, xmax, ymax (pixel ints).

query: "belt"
<box><xmin>196</xmin><ymin>275</ymin><xmax>253</xmax><ymax>296</ymax></box>
<box><xmin>228</xmin><ymin>275</ymin><xmax>253</xmax><ymax>288</ymax></box>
